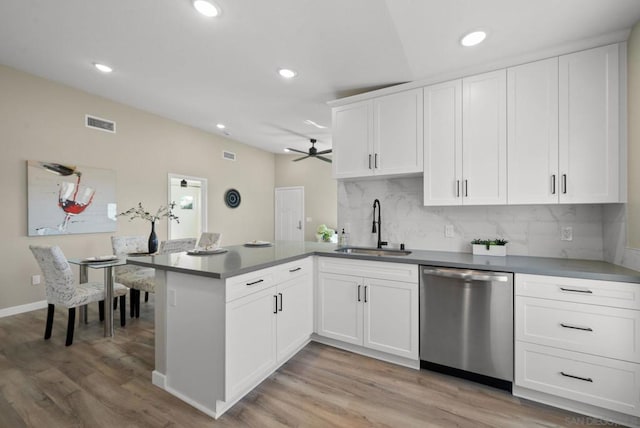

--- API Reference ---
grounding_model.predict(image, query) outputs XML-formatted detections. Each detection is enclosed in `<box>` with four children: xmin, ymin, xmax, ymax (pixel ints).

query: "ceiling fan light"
<box><xmin>193</xmin><ymin>0</ymin><xmax>220</xmax><ymax>17</ymax></box>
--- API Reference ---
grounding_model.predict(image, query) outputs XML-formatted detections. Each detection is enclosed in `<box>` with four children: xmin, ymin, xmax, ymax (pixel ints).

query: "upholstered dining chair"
<box><xmin>197</xmin><ymin>232</ymin><xmax>222</xmax><ymax>249</ymax></box>
<box><xmin>158</xmin><ymin>237</ymin><xmax>196</xmax><ymax>254</ymax></box>
<box><xmin>29</xmin><ymin>245</ymin><xmax>128</xmax><ymax>346</ymax></box>
<box><xmin>111</xmin><ymin>235</ymin><xmax>154</xmax><ymax>318</ymax></box>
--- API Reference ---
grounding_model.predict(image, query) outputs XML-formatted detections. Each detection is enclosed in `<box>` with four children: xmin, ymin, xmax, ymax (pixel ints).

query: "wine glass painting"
<box><xmin>27</xmin><ymin>160</ymin><xmax>117</xmax><ymax>236</ymax></box>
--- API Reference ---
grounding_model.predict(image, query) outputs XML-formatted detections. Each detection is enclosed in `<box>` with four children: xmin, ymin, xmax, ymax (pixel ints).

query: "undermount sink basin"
<box><xmin>335</xmin><ymin>247</ymin><xmax>412</xmax><ymax>257</ymax></box>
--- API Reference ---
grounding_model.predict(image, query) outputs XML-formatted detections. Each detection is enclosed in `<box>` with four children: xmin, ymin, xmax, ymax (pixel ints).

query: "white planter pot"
<box><xmin>472</xmin><ymin>244</ymin><xmax>507</xmax><ymax>256</ymax></box>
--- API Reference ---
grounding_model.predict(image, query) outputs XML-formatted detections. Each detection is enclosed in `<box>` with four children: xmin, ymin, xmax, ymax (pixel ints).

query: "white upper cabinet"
<box><xmin>559</xmin><ymin>44</ymin><xmax>620</xmax><ymax>203</ymax></box>
<box><xmin>332</xmin><ymin>89</ymin><xmax>423</xmax><ymax>179</ymax></box>
<box><xmin>462</xmin><ymin>69</ymin><xmax>507</xmax><ymax>205</ymax></box>
<box><xmin>373</xmin><ymin>89</ymin><xmax>424</xmax><ymax>176</ymax></box>
<box><xmin>423</xmin><ymin>80</ymin><xmax>463</xmax><ymax>205</ymax></box>
<box><xmin>507</xmin><ymin>58</ymin><xmax>559</xmax><ymax>204</ymax></box>
<box><xmin>332</xmin><ymin>100</ymin><xmax>373</xmax><ymax>178</ymax></box>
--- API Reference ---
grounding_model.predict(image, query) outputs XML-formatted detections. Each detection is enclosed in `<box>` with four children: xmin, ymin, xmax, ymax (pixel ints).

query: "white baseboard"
<box><xmin>0</xmin><ymin>300</ymin><xmax>47</xmax><ymax>318</ymax></box>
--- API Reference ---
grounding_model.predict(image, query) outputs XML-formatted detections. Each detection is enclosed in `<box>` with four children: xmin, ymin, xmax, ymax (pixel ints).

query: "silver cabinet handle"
<box><xmin>422</xmin><ymin>267</ymin><xmax>510</xmax><ymax>282</ymax></box>
<box><xmin>551</xmin><ymin>174</ymin><xmax>556</xmax><ymax>195</ymax></box>
<box><xmin>560</xmin><ymin>371</ymin><xmax>593</xmax><ymax>382</ymax></box>
<box><xmin>560</xmin><ymin>322</ymin><xmax>593</xmax><ymax>332</ymax></box>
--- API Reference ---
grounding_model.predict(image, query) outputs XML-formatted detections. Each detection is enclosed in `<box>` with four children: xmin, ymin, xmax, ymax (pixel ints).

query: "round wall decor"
<box><xmin>224</xmin><ymin>188</ymin><xmax>241</xmax><ymax>208</ymax></box>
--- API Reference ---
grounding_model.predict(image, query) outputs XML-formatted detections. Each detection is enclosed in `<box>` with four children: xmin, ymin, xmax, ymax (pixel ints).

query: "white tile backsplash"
<box><xmin>338</xmin><ymin>176</ymin><xmax>607</xmax><ymax>260</ymax></box>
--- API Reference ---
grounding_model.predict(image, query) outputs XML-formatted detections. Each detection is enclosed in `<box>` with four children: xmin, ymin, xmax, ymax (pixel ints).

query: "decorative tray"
<box><xmin>244</xmin><ymin>241</ymin><xmax>272</xmax><ymax>247</ymax></box>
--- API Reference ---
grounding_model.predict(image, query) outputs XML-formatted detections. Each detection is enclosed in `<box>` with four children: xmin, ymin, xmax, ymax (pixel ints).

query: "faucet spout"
<box><xmin>372</xmin><ymin>199</ymin><xmax>387</xmax><ymax>249</ymax></box>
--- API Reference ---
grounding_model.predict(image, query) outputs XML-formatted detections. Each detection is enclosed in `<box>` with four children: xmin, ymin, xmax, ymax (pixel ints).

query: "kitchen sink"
<box><xmin>335</xmin><ymin>247</ymin><xmax>412</xmax><ymax>256</ymax></box>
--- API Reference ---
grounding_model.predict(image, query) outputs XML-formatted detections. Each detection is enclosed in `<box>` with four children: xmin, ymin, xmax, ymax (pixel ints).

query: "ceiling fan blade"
<box><xmin>286</xmin><ymin>148</ymin><xmax>309</xmax><ymax>155</ymax></box>
<box><xmin>315</xmin><ymin>149</ymin><xmax>332</xmax><ymax>155</ymax></box>
<box><xmin>293</xmin><ymin>155</ymin><xmax>310</xmax><ymax>162</ymax></box>
<box><xmin>316</xmin><ymin>156</ymin><xmax>332</xmax><ymax>163</ymax></box>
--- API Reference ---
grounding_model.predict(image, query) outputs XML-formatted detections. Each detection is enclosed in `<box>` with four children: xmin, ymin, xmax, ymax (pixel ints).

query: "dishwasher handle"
<box><xmin>422</xmin><ymin>267</ymin><xmax>510</xmax><ymax>282</ymax></box>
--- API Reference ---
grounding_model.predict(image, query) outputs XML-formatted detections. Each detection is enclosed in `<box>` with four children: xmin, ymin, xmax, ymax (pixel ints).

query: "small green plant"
<box><xmin>316</xmin><ymin>224</ymin><xmax>334</xmax><ymax>242</ymax></box>
<box><xmin>471</xmin><ymin>238</ymin><xmax>509</xmax><ymax>250</ymax></box>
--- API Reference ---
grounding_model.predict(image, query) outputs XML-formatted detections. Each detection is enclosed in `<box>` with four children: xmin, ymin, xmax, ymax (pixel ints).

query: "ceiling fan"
<box><xmin>287</xmin><ymin>139</ymin><xmax>332</xmax><ymax>163</ymax></box>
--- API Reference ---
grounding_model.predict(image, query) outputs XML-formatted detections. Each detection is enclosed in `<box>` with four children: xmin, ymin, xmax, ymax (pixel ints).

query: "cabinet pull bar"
<box><xmin>560</xmin><ymin>372</ymin><xmax>593</xmax><ymax>383</ymax></box>
<box><xmin>560</xmin><ymin>322</ymin><xmax>593</xmax><ymax>332</ymax></box>
<box><xmin>357</xmin><ymin>285</ymin><xmax>361</xmax><ymax>302</ymax></box>
<box><xmin>278</xmin><ymin>292</ymin><xmax>283</xmax><ymax>312</ymax></box>
<box><xmin>374</xmin><ymin>153</ymin><xmax>378</xmax><ymax>169</ymax></box>
<box><xmin>246</xmin><ymin>279</ymin><xmax>264</xmax><ymax>286</ymax></box>
<box><xmin>368</xmin><ymin>154</ymin><xmax>372</xmax><ymax>169</ymax></box>
<box><xmin>289</xmin><ymin>267</ymin><xmax>302</xmax><ymax>273</ymax></box>
<box><xmin>559</xmin><ymin>287</ymin><xmax>593</xmax><ymax>294</ymax></box>
<box><xmin>456</xmin><ymin>180</ymin><xmax>460</xmax><ymax>197</ymax></box>
<box><xmin>464</xmin><ymin>180</ymin><xmax>468</xmax><ymax>197</ymax></box>
<box><xmin>364</xmin><ymin>285</ymin><xmax>368</xmax><ymax>303</ymax></box>
<box><xmin>273</xmin><ymin>295</ymin><xmax>278</xmax><ymax>314</ymax></box>
<box><xmin>562</xmin><ymin>174</ymin><xmax>567</xmax><ymax>194</ymax></box>
<box><xmin>551</xmin><ymin>174</ymin><xmax>556</xmax><ymax>195</ymax></box>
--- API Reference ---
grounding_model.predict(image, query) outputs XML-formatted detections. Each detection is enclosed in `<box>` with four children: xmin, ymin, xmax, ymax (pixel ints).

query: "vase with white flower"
<box><xmin>118</xmin><ymin>202</ymin><xmax>179</xmax><ymax>253</ymax></box>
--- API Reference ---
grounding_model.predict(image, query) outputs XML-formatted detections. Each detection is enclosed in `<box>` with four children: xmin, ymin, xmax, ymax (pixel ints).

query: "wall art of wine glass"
<box><xmin>27</xmin><ymin>160</ymin><xmax>117</xmax><ymax>236</ymax></box>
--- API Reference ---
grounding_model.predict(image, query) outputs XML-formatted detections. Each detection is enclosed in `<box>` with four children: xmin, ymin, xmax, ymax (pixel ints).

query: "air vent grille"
<box><xmin>85</xmin><ymin>115</ymin><xmax>116</xmax><ymax>133</ymax></box>
<box><xmin>223</xmin><ymin>151</ymin><xmax>236</xmax><ymax>161</ymax></box>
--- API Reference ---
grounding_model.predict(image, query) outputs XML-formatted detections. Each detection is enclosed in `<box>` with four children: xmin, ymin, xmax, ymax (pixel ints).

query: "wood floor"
<box><xmin>0</xmin><ymin>297</ymin><xmax>618</xmax><ymax>427</ymax></box>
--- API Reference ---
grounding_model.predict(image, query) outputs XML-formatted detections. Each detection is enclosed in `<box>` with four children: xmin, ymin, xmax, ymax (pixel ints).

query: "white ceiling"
<box><xmin>1</xmin><ymin>0</ymin><xmax>639</xmax><ymax>154</ymax></box>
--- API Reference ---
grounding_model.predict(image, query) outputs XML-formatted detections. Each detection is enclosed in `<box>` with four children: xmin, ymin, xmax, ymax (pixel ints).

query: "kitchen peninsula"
<box><xmin>128</xmin><ymin>241</ymin><xmax>640</xmax><ymax>425</ymax></box>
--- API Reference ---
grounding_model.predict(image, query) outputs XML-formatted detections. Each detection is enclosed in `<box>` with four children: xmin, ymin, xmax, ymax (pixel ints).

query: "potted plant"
<box><xmin>316</xmin><ymin>224</ymin><xmax>335</xmax><ymax>242</ymax></box>
<box><xmin>471</xmin><ymin>238</ymin><xmax>508</xmax><ymax>256</ymax></box>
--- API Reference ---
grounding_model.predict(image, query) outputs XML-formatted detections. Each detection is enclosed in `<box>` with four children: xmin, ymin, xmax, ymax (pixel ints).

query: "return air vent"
<box><xmin>223</xmin><ymin>151</ymin><xmax>236</xmax><ymax>161</ymax></box>
<box><xmin>85</xmin><ymin>114</ymin><xmax>116</xmax><ymax>133</ymax></box>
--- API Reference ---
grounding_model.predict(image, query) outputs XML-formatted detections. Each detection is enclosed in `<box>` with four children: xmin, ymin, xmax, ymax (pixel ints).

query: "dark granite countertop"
<box><xmin>126</xmin><ymin>241</ymin><xmax>640</xmax><ymax>284</ymax></box>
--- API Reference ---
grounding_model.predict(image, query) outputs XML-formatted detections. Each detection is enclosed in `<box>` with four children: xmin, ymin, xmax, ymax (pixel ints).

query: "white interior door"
<box><xmin>168</xmin><ymin>174</ymin><xmax>208</xmax><ymax>240</ymax></box>
<box><xmin>275</xmin><ymin>187</ymin><xmax>304</xmax><ymax>241</ymax></box>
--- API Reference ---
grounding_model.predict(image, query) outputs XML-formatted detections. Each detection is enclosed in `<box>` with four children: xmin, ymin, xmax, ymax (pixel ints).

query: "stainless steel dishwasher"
<box><xmin>420</xmin><ymin>266</ymin><xmax>513</xmax><ymax>390</ymax></box>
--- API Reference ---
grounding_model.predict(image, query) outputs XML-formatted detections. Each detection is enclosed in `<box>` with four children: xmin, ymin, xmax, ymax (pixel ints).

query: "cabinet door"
<box><xmin>559</xmin><ymin>44</ymin><xmax>620</xmax><ymax>203</ymax></box>
<box><xmin>276</xmin><ymin>273</ymin><xmax>312</xmax><ymax>363</ymax></box>
<box><xmin>363</xmin><ymin>278</ymin><xmax>419</xmax><ymax>359</ymax></box>
<box><xmin>225</xmin><ymin>287</ymin><xmax>277</xmax><ymax>400</ymax></box>
<box><xmin>316</xmin><ymin>272</ymin><xmax>363</xmax><ymax>345</ymax></box>
<box><xmin>332</xmin><ymin>101</ymin><xmax>373</xmax><ymax>178</ymax></box>
<box><xmin>507</xmin><ymin>58</ymin><xmax>559</xmax><ymax>204</ymax></box>
<box><xmin>373</xmin><ymin>89</ymin><xmax>423</xmax><ymax>176</ymax></box>
<box><xmin>462</xmin><ymin>69</ymin><xmax>507</xmax><ymax>205</ymax></box>
<box><xmin>424</xmin><ymin>80</ymin><xmax>463</xmax><ymax>206</ymax></box>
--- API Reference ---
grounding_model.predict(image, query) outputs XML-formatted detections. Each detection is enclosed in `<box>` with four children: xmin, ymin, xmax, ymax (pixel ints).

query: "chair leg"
<box><xmin>130</xmin><ymin>289</ymin><xmax>136</xmax><ymax>318</ymax></box>
<box><xmin>120</xmin><ymin>295</ymin><xmax>126</xmax><ymax>327</ymax></box>
<box><xmin>66</xmin><ymin>308</ymin><xmax>76</xmax><ymax>346</ymax></box>
<box><xmin>145</xmin><ymin>291</ymin><xmax>149</xmax><ymax>302</ymax></box>
<box><xmin>113</xmin><ymin>297</ymin><xmax>118</xmax><ymax>310</ymax></box>
<box><xmin>135</xmin><ymin>291</ymin><xmax>140</xmax><ymax>318</ymax></box>
<box><xmin>44</xmin><ymin>304</ymin><xmax>55</xmax><ymax>340</ymax></box>
<box><xmin>99</xmin><ymin>300</ymin><xmax>105</xmax><ymax>321</ymax></box>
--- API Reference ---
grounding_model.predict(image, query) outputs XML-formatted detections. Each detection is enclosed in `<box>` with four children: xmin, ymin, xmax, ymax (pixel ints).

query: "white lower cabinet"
<box><xmin>316</xmin><ymin>258</ymin><xmax>419</xmax><ymax>361</ymax></box>
<box><xmin>515</xmin><ymin>274</ymin><xmax>640</xmax><ymax>424</ymax></box>
<box><xmin>225</xmin><ymin>258</ymin><xmax>312</xmax><ymax>404</ymax></box>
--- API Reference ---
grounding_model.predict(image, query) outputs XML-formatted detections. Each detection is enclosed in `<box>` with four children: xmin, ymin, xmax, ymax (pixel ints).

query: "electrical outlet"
<box><xmin>31</xmin><ymin>274</ymin><xmax>41</xmax><ymax>286</ymax></box>
<box><xmin>445</xmin><ymin>224</ymin><xmax>454</xmax><ymax>238</ymax></box>
<box><xmin>561</xmin><ymin>226</ymin><xmax>573</xmax><ymax>241</ymax></box>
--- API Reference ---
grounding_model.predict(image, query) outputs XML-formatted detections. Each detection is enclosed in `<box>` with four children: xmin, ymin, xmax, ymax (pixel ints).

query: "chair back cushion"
<box><xmin>159</xmin><ymin>238</ymin><xmax>197</xmax><ymax>254</ymax></box>
<box><xmin>111</xmin><ymin>235</ymin><xmax>147</xmax><ymax>255</ymax></box>
<box><xmin>29</xmin><ymin>245</ymin><xmax>75</xmax><ymax>305</ymax></box>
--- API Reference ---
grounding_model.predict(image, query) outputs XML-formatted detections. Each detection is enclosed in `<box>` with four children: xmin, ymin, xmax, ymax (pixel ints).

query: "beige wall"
<box><xmin>628</xmin><ymin>22</ymin><xmax>640</xmax><ymax>248</ymax></box>
<box><xmin>0</xmin><ymin>65</ymin><xmax>275</xmax><ymax>310</ymax></box>
<box><xmin>274</xmin><ymin>155</ymin><xmax>337</xmax><ymax>241</ymax></box>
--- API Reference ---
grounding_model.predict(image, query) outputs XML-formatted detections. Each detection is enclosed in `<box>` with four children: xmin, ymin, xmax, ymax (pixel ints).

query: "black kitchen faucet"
<box><xmin>372</xmin><ymin>199</ymin><xmax>388</xmax><ymax>249</ymax></box>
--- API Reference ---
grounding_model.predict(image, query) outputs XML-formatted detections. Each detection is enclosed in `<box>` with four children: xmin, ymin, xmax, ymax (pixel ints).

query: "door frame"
<box><xmin>167</xmin><ymin>173</ymin><xmax>208</xmax><ymax>239</ymax></box>
<box><xmin>275</xmin><ymin>186</ymin><xmax>305</xmax><ymax>241</ymax></box>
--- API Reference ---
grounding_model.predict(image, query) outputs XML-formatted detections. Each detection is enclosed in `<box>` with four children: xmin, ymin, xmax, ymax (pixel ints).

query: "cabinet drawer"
<box><xmin>516</xmin><ymin>296</ymin><xmax>640</xmax><ymax>362</ymax></box>
<box><xmin>318</xmin><ymin>257</ymin><xmax>418</xmax><ymax>283</ymax></box>
<box><xmin>516</xmin><ymin>342</ymin><xmax>640</xmax><ymax>416</ymax></box>
<box><xmin>274</xmin><ymin>257</ymin><xmax>312</xmax><ymax>283</ymax></box>
<box><xmin>226</xmin><ymin>268</ymin><xmax>275</xmax><ymax>302</ymax></box>
<box><xmin>516</xmin><ymin>274</ymin><xmax>640</xmax><ymax>310</ymax></box>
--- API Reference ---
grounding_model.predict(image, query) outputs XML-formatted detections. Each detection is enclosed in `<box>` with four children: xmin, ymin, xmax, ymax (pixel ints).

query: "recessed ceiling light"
<box><xmin>216</xmin><ymin>123</ymin><xmax>226</xmax><ymax>129</ymax></box>
<box><xmin>193</xmin><ymin>0</ymin><xmax>220</xmax><ymax>17</ymax></box>
<box><xmin>460</xmin><ymin>30</ymin><xmax>487</xmax><ymax>47</ymax></box>
<box><xmin>93</xmin><ymin>63</ymin><xmax>113</xmax><ymax>73</ymax></box>
<box><xmin>278</xmin><ymin>68</ymin><xmax>297</xmax><ymax>79</ymax></box>
<box><xmin>304</xmin><ymin>119</ymin><xmax>326</xmax><ymax>129</ymax></box>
